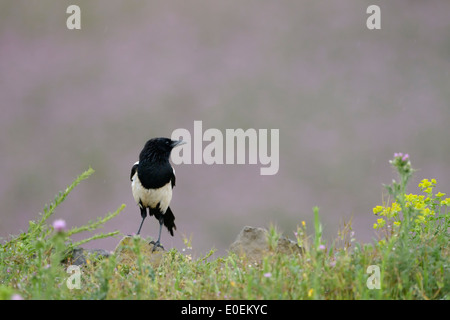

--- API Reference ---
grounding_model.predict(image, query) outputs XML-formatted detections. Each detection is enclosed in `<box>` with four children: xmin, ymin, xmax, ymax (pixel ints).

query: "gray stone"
<box><xmin>114</xmin><ymin>236</ymin><xmax>165</xmax><ymax>268</ymax></box>
<box><xmin>68</xmin><ymin>248</ymin><xmax>111</xmax><ymax>266</ymax></box>
<box><xmin>229</xmin><ymin>226</ymin><xmax>302</xmax><ymax>262</ymax></box>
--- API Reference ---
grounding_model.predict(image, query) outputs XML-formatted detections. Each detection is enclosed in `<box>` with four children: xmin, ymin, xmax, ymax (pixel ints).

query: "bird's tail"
<box><xmin>163</xmin><ymin>206</ymin><xmax>176</xmax><ymax>236</ymax></box>
<box><xmin>150</xmin><ymin>206</ymin><xmax>177</xmax><ymax>236</ymax></box>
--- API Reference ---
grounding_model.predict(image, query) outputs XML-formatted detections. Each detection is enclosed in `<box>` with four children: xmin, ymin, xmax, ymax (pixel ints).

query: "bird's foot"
<box><xmin>149</xmin><ymin>240</ymin><xmax>164</xmax><ymax>252</ymax></box>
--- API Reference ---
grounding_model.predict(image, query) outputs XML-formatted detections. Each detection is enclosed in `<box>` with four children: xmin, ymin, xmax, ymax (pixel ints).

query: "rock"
<box><xmin>229</xmin><ymin>226</ymin><xmax>302</xmax><ymax>262</ymax></box>
<box><xmin>67</xmin><ymin>248</ymin><xmax>111</xmax><ymax>266</ymax></box>
<box><xmin>114</xmin><ymin>236</ymin><xmax>165</xmax><ymax>268</ymax></box>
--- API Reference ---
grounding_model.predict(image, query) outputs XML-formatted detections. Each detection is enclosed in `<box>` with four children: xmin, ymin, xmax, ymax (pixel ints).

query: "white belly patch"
<box><xmin>131</xmin><ymin>171</ymin><xmax>172</xmax><ymax>213</ymax></box>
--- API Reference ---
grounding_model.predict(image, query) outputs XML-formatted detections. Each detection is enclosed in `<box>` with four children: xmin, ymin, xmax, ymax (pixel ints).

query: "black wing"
<box><xmin>130</xmin><ymin>162</ymin><xmax>139</xmax><ymax>181</ymax></box>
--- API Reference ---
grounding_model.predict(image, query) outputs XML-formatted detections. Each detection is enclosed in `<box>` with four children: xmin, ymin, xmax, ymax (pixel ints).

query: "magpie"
<box><xmin>130</xmin><ymin>137</ymin><xmax>185</xmax><ymax>250</ymax></box>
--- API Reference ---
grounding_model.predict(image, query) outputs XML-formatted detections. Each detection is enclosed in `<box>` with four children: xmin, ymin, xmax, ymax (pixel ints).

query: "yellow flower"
<box><xmin>385</xmin><ymin>202</ymin><xmax>402</xmax><ymax>218</ymax></box>
<box><xmin>419</xmin><ymin>178</ymin><xmax>437</xmax><ymax>193</ymax></box>
<box><xmin>373</xmin><ymin>206</ymin><xmax>383</xmax><ymax>215</ymax></box>
<box><xmin>391</xmin><ymin>202</ymin><xmax>401</xmax><ymax>212</ymax></box>
<box><xmin>393</xmin><ymin>221</ymin><xmax>401</xmax><ymax>227</ymax></box>
<box><xmin>376</xmin><ymin>218</ymin><xmax>385</xmax><ymax>228</ymax></box>
<box><xmin>230</xmin><ymin>281</ymin><xmax>236</xmax><ymax>287</ymax></box>
<box><xmin>302</xmin><ymin>221</ymin><xmax>306</xmax><ymax>227</ymax></box>
<box><xmin>419</xmin><ymin>179</ymin><xmax>431</xmax><ymax>189</ymax></box>
<box><xmin>435</xmin><ymin>192</ymin><xmax>446</xmax><ymax>198</ymax></box>
<box><xmin>307</xmin><ymin>288</ymin><xmax>314</xmax><ymax>297</ymax></box>
<box><xmin>414</xmin><ymin>202</ymin><xmax>425</xmax><ymax>210</ymax></box>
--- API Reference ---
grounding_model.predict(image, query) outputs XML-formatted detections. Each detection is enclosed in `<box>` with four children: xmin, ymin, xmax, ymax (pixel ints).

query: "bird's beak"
<box><xmin>171</xmin><ymin>139</ymin><xmax>186</xmax><ymax>148</ymax></box>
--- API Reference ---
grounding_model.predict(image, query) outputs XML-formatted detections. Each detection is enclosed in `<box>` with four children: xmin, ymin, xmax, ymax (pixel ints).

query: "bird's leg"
<box><xmin>136</xmin><ymin>206</ymin><xmax>147</xmax><ymax>235</ymax></box>
<box><xmin>136</xmin><ymin>216</ymin><xmax>146</xmax><ymax>235</ymax></box>
<box><xmin>150</xmin><ymin>215</ymin><xmax>165</xmax><ymax>251</ymax></box>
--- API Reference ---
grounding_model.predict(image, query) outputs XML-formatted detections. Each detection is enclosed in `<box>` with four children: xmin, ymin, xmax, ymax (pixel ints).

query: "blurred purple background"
<box><xmin>1</xmin><ymin>1</ymin><xmax>449</xmax><ymax>256</ymax></box>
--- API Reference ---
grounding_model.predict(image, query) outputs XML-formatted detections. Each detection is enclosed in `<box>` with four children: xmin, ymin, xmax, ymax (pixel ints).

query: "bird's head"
<box><xmin>140</xmin><ymin>137</ymin><xmax>186</xmax><ymax>162</ymax></box>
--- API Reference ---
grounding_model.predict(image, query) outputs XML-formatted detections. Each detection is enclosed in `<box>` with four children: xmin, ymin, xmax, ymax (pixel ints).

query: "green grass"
<box><xmin>0</xmin><ymin>156</ymin><xmax>449</xmax><ymax>300</ymax></box>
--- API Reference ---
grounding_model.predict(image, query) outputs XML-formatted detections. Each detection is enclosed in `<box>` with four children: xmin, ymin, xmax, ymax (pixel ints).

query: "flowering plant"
<box><xmin>373</xmin><ymin>154</ymin><xmax>449</xmax><ymax>240</ymax></box>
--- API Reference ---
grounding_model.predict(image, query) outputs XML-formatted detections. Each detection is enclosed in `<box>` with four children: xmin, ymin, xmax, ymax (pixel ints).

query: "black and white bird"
<box><xmin>130</xmin><ymin>137</ymin><xmax>185</xmax><ymax>250</ymax></box>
